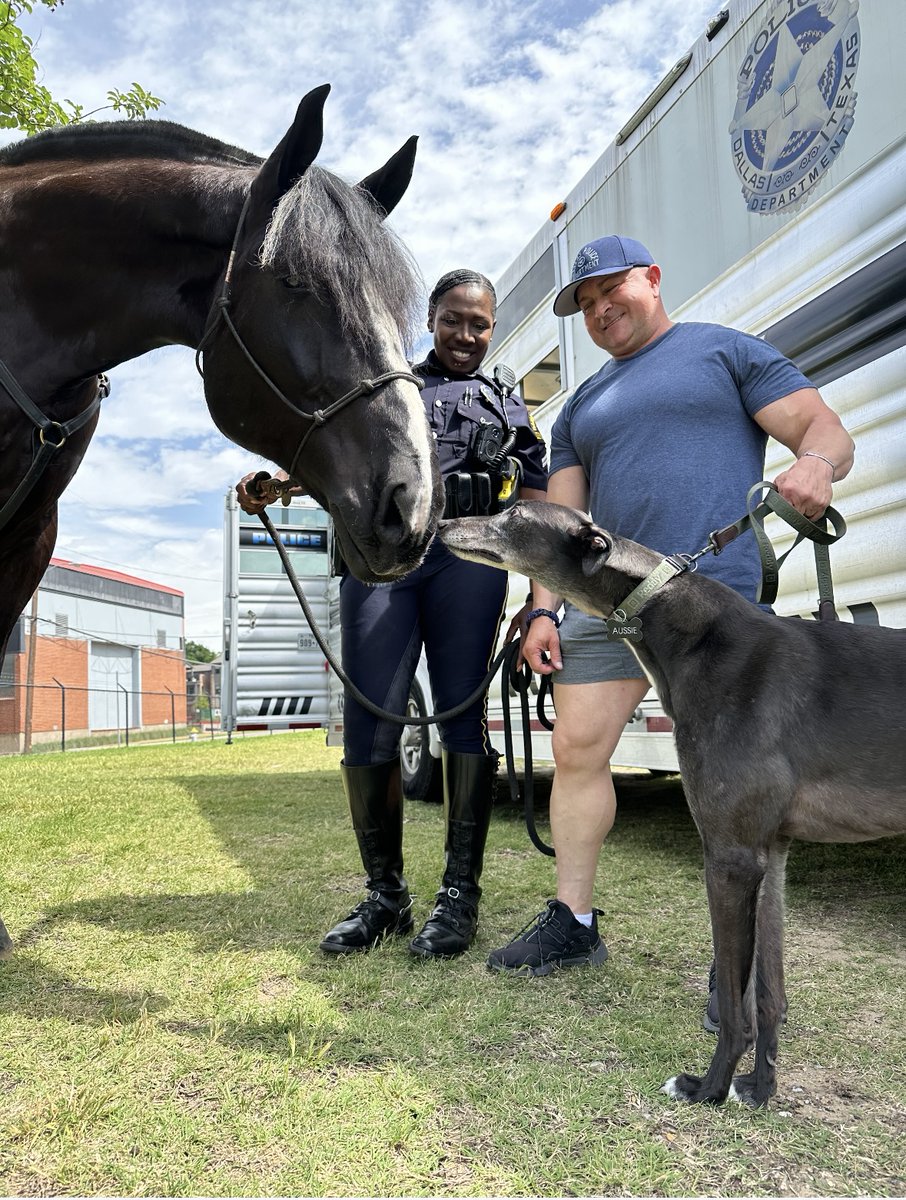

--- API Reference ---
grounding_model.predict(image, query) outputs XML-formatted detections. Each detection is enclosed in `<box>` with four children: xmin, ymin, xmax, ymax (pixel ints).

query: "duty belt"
<box><xmin>442</xmin><ymin>467</ymin><xmax>522</xmax><ymax>519</ymax></box>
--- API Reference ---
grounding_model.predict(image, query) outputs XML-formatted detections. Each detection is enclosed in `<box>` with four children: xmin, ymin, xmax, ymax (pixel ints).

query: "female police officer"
<box><xmin>238</xmin><ymin>269</ymin><xmax>546</xmax><ymax>960</ymax></box>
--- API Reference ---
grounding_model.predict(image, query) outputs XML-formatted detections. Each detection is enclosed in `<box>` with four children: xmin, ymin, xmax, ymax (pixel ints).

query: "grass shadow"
<box><xmin>609</xmin><ymin>773</ymin><xmax>906</xmax><ymax>950</ymax></box>
<box><xmin>8</xmin><ymin>761</ymin><xmax>902</xmax><ymax>1034</ymax></box>
<box><xmin>0</xmin><ymin>947</ymin><xmax>169</xmax><ymax>1025</ymax></box>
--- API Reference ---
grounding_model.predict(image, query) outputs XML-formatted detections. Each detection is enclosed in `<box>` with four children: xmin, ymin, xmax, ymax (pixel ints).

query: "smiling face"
<box><xmin>576</xmin><ymin>265</ymin><xmax>672</xmax><ymax>359</ymax></box>
<box><xmin>428</xmin><ymin>283</ymin><xmax>495</xmax><ymax>375</ymax></box>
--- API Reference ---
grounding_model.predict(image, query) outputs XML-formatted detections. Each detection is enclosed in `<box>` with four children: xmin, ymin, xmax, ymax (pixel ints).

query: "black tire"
<box><xmin>399</xmin><ymin>679</ymin><xmax>440</xmax><ymax>802</ymax></box>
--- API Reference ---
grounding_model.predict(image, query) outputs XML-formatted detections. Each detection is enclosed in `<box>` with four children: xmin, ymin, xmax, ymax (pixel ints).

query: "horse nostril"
<box><xmin>375</xmin><ymin>481</ymin><xmax>412</xmax><ymax>545</ymax></box>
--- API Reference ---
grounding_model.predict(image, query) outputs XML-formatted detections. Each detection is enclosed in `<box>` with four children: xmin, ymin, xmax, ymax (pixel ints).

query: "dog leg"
<box><xmin>664</xmin><ymin>842</ymin><xmax>764</xmax><ymax>1105</ymax></box>
<box><xmin>730</xmin><ymin>838</ymin><xmax>790</xmax><ymax>1107</ymax></box>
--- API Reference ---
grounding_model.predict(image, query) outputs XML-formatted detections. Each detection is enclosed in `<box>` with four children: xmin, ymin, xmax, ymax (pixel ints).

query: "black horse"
<box><xmin>0</xmin><ymin>85</ymin><xmax>443</xmax><ymax>956</ymax></box>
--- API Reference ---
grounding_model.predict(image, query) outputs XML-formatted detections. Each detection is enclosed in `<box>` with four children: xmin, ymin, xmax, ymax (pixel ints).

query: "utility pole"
<box><xmin>22</xmin><ymin>590</ymin><xmax>39</xmax><ymax>754</ymax></box>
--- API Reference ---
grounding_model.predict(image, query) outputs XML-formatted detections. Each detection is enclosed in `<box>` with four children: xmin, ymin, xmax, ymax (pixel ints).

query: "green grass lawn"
<box><xmin>0</xmin><ymin>734</ymin><xmax>903</xmax><ymax>1197</ymax></box>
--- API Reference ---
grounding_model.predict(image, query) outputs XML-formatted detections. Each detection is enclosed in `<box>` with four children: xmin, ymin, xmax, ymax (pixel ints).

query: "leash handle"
<box><xmin>500</xmin><ymin>641</ymin><xmax>555</xmax><ymax>857</ymax></box>
<box><xmin>744</xmin><ymin>481</ymin><xmax>846</xmax><ymax>611</ymax></box>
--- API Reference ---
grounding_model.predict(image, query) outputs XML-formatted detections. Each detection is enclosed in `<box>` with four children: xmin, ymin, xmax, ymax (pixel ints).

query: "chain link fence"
<box><xmin>0</xmin><ymin>682</ymin><xmax>222</xmax><ymax>755</ymax></box>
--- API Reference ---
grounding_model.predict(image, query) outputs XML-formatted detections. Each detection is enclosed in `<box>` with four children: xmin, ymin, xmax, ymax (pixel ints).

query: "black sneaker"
<box><xmin>487</xmin><ymin>899</ymin><xmax>608</xmax><ymax>977</ymax></box>
<box><xmin>703</xmin><ymin>960</ymin><xmax>719</xmax><ymax>1033</ymax></box>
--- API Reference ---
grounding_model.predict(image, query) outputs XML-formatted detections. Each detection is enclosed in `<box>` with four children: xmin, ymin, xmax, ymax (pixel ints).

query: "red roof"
<box><xmin>49</xmin><ymin>558</ymin><xmax>184</xmax><ymax>597</ymax></box>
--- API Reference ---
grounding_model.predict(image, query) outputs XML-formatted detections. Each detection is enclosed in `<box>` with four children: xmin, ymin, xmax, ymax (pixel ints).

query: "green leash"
<box><xmin>712</xmin><ymin>481</ymin><xmax>847</xmax><ymax>617</ymax></box>
<box><xmin>609</xmin><ymin>481</ymin><xmax>848</xmax><ymax>635</ymax></box>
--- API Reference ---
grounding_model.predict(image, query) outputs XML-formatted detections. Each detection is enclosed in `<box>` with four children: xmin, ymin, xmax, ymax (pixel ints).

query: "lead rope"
<box><xmin>262</xmin><ymin>505</ymin><xmax>556</xmax><ymax>851</ymax></box>
<box><xmin>500</xmin><ymin>641</ymin><xmax>555</xmax><ymax>856</ymax></box>
<box><xmin>258</xmin><ymin>508</ymin><xmax>510</xmax><ymax>726</ymax></box>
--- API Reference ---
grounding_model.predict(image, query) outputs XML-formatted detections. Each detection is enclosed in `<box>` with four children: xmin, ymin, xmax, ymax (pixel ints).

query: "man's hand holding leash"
<box><xmin>520</xmin><ymin>588</ymin><xmax>563</xmax><ymax>675</ymax></box>
<box><xmin>755</xmin><ymin>387</ymin><xmax>855</xmax><ymax>521</ymax></box>
<box><xmin>773</xmin><ymin>454</ymin><xmax>835</xmax><ymax>519</ymax></box>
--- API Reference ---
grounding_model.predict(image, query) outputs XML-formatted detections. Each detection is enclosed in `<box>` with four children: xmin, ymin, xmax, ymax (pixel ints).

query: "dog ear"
<box><xmin>581</xmin><ymin>527</ymin><xmax>610</xmax><ymax>573</ymax></box>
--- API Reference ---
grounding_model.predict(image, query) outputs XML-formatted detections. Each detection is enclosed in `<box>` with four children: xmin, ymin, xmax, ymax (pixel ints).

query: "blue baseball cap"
<box><xmin>553</xmin><ymin>235</ymin><xmax>655</xmax><ymax>317</ymax></box>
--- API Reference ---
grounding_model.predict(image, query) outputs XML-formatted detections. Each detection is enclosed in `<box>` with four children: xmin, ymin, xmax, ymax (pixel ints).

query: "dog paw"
<box><xmin>662</xmin><ymin>1073</ymin><xmax>725</xmax><ymax>1105</ymax></box>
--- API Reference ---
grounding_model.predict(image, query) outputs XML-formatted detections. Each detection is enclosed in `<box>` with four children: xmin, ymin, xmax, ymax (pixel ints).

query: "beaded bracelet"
<box><xmin>526</xmin><ymin>607</ymin><xmax>560</xmax><ymax>628</ymax></box>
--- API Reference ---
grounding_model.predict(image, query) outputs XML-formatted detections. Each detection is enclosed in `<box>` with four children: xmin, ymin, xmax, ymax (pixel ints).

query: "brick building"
<box><xmin>0</xmin><ymin>559</ymin><xmax>186</xmax><ymax>753</ymax></box>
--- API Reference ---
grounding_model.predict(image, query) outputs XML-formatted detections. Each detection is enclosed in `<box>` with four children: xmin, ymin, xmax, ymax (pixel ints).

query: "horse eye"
<box><xmin>283</xmin><ymin>274</ymin><xmax>303</xmax><ymax>289</ymax></box>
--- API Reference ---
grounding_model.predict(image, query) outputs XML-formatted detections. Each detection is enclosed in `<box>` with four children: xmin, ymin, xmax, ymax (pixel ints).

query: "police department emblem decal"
<box><xmin>729</xmin><ymin>0</ymin><xmax>860</xmax><ymax>214</ymax></box>
<box><xmin>573</xmin><ymin>245</ymin><xmax>600</xmax><ymax>275</ymax></box>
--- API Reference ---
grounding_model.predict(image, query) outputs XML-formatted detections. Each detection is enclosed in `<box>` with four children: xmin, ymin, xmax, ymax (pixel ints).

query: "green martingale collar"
<box><xmin>604</xmin><ymin>554</ymin><xmax>695</xmax><ymax>642</ymax></box>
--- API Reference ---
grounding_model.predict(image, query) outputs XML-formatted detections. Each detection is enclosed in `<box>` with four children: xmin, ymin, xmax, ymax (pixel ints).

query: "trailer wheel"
<box><xmin>400</xmin><ymin>680</ymin><xmax>440</xmax><ymax>802</ymax></box>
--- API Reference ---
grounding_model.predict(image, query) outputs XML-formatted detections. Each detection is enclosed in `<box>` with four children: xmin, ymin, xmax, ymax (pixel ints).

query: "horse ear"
<box><xmin>357</xmin><ymin>135</ymin><xmax>418</xmax><ymax>218</ymax></box>
<box><xmin>249</xmin><ymin>85</ymin><xmax>330</xmax><ymax>209</ymax></box>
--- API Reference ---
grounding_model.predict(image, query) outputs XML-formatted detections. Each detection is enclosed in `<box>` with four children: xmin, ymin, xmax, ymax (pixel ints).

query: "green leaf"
<box><xmin>0</xmin><ymin>0</ymin><xmax>163</xmax><ymax>133</ymax></box>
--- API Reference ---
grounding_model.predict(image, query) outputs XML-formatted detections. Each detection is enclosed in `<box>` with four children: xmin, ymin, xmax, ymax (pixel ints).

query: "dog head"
<box><xmin>439</xmin><ymin>501</ymin><xmax>661</xmax><ymax>617</ymax></box>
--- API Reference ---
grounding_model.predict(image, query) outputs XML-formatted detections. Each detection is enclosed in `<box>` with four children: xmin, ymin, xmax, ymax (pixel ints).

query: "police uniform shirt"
<box><xmin>414</xmin><ymin>351</ymin><xmax>547</xmax><ymax>490</ymax></box>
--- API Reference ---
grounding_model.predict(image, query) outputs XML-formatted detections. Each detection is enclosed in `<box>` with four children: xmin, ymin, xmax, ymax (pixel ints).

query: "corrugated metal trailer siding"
<box><xmin>485</xmin><ymin>0</ymin><xmax>905</xmax><ymax>772</ymax></box>
<box><xmin>222</xmin><ymin>492</ymin><xmax>332</xmax><ymax>734</ymax></box>
<box><xmin>230</xmin><ymin>584</ymin><xmax>330</xmax><ymax>726</ymax></box>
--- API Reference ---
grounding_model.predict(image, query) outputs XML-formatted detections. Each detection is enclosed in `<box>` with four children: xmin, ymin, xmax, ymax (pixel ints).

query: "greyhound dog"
<box><xmin>440</xmin><ymin>501</ymin><xmax>906</xmax><ymax>1108</ymax></box>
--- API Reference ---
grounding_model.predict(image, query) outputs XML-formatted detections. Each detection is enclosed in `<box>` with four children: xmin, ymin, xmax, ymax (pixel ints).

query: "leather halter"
<box><xmin>194</xmin><ymin>191</ymin><xmax>423</xmax><ymax>485</ymax></box>
<box><xmin>0</xmin><ymin>360</ymin><xmax>107</xmax><ymax>535</ymax></box>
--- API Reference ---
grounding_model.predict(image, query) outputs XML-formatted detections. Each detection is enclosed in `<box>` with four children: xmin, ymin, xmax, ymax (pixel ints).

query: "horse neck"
<box><xmin>0</xmin><ymin>159</ymin><xmax>251</xmax><ymax>397</ymax></box>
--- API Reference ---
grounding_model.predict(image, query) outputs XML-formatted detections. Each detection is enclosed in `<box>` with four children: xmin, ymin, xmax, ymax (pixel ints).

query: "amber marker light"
<box><xmin>550</xmin><ymin>201</ymin><xmax>567</xmax><ymax>221</ymax></box>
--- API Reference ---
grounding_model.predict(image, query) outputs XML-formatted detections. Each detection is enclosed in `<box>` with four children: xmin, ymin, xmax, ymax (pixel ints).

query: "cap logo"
<box><xmin>572</xmin><ymin>245</ymin><xmax>599</xmax><ymax>279</ymax></box>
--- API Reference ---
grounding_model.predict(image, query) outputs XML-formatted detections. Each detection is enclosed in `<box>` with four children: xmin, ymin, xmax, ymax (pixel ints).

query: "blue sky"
<box><xmin>13</xmin><ymin>0</ymin><xmax>717</xmax><ymax>646</ymax></box>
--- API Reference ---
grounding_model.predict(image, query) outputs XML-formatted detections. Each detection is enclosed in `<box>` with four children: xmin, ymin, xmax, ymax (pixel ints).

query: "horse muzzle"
<box><xmin>331</xmin><ymin>466</ymin><xmax>444</xmax><ymax>582</ymax></box>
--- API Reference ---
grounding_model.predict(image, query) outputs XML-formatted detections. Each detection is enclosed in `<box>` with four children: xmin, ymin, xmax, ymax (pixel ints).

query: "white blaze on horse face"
<box><xmin>366</xmin><ymin>288</ymin><xmax>436</xmax><ymax>529</ymax></box>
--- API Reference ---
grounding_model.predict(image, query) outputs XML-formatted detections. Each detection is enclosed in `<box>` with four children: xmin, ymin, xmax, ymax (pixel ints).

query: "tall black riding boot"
<box><xmin>319</xmin><ymin>759</ymin><xmax>414</xmax><ymax>955</ymax></box>
<box><xmin>409</xmin><ymin>750</ymin><xmax>496</xmax><ymax>959</ymax></box>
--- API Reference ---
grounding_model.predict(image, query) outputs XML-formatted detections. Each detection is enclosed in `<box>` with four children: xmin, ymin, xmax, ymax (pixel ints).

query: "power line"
<box><xmin>29</xmin><ymin>614</ymin><xmax>201</xmax><ymax>663</ymax></box>
<box><xmin>52</xmin><ymin>550</ymin><xmax>220</xmax><ymax>586</ymax></box>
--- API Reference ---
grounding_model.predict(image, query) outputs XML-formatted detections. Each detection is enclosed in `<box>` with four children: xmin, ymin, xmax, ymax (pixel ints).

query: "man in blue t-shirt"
<box><xmin>488</xmin><ymin>235</ymin><xmax>854</xmax><ymax>1026</ymax></box>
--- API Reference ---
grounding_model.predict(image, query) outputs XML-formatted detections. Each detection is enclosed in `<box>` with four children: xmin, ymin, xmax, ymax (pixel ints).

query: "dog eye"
<box><xmin>283</xmin><ymin>274</ymin><xmax>304</xmax><ymax>290</ymax></box>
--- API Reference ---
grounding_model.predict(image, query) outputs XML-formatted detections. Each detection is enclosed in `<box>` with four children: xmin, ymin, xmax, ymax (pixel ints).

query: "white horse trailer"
<box><xmin>221</xmin><ymin>492</ymin><xmax>333</xmax><ymax>737</ymax></box>
<box><xmin>482</xmin><ymin>0</ymin><xmax>906</xmax><ymax>772</ymax></box>
<box><xmin>222</xmin><ymin>489</ymin><xmax>444</xmax><ymax>792</ymax></box>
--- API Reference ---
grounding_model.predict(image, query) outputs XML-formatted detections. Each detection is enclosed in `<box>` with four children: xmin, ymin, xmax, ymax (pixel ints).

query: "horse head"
<box><xmin>201</xmin><ymin>86</ymin><xmax>442</xmax><ymax>582</ymax></box>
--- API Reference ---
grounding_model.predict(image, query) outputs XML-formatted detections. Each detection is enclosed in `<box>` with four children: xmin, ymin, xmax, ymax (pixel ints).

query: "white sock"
<box><xmin>573</xmin><ymin>911</ymin><xmax>594</xmax><ymax>928</ymax></box>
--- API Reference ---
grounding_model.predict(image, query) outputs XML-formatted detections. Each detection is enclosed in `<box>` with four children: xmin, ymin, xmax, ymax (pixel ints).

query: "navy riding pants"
<box><xmin>340</xmin><ymin>539</ymin><xmax>508</xmax><ymax>766</ymax></box>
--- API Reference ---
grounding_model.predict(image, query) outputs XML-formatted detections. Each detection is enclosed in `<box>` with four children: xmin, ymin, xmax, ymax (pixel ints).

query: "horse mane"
<box><xmin>260</xmin><ymin>165</ymin><xmax>422</xmax><ymax>352</ymax></box>
<box><xmin>0</xmin><ymin>119</ymin><xmax>260</xmax><ymax>168</ymax></box>
<box><xmin>1</xmin><ymin>122</ymin><xmax>422</xmax><ymax>350</ymax></box>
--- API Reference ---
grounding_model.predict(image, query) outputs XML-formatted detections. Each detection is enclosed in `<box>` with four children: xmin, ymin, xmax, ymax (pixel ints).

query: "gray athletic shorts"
<box><xmin>554</xmin><ymin>604</ymin><xmax>648</xmax><ymax>685</ymax></box>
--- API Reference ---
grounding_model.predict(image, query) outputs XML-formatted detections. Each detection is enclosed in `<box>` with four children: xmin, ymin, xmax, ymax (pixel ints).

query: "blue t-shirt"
<box><xmin>550</xmin><ymin>322</ymin><xmax>813</xmax><ymax>599</ymax></box>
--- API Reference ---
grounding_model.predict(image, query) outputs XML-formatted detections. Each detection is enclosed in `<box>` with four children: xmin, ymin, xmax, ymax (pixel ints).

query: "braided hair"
<box><xmin>428</xmin><ymin>269</ymin><xmax>497</xmax><ymax>320</ymax></box>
